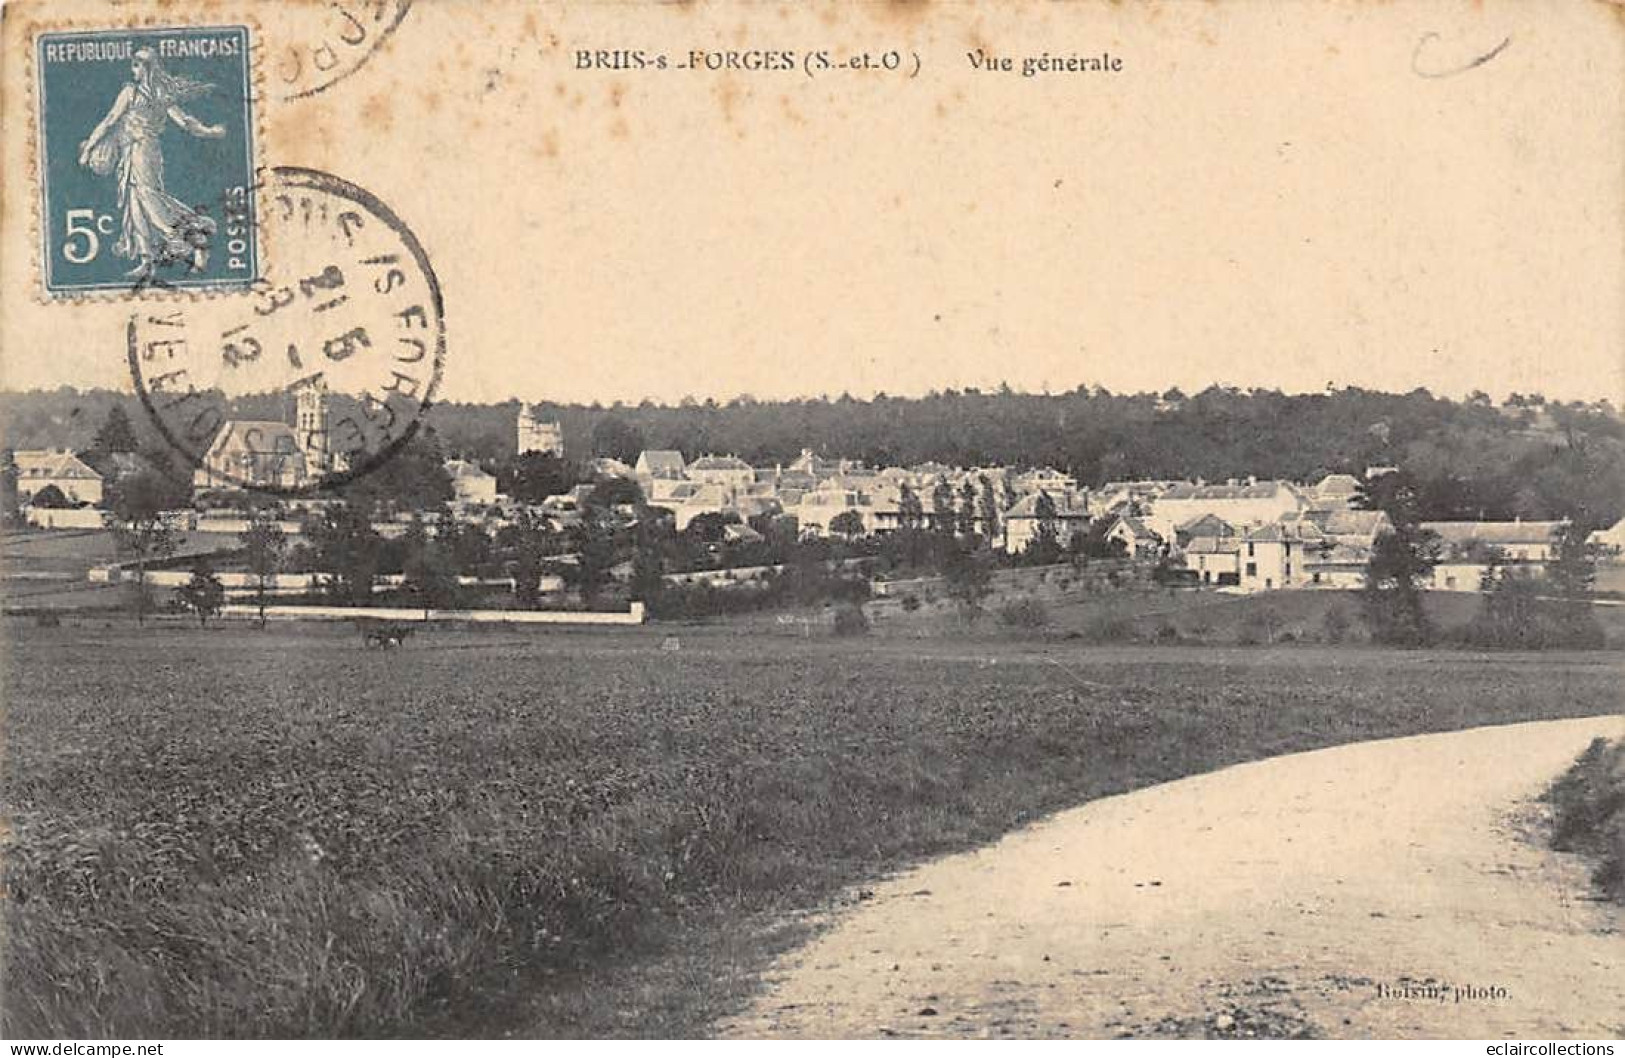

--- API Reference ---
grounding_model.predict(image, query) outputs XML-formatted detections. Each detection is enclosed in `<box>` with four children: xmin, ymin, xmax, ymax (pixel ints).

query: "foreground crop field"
<box><xmin>3</xmin><ymin>622</ymin><xmax>1621</xmax><ymax>1038</ymax></box>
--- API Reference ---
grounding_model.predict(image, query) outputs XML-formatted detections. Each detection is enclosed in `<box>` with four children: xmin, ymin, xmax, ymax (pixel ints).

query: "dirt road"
<box><xmin>722</xmin><ymin>716</ymin><xmax>1625</xmax><ymax>1039</ymax></box>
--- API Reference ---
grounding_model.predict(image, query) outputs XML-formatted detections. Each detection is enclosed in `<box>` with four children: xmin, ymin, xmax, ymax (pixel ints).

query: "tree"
<box><xmin>29</xmin><ymin>484</ymin><xmax>73</xmax><ymax>509</ymax></box>
<box><xmin>566</xmin><ymin>520</ymin><xmax>616</xmax><ymax>604</ymax></box>
<box><xmin>958</xmin><ymin>480</ymin><xmax>978</xmax><ymax>537</ymax></box>
<box><xmin>591</xmin><ymin>415</ymin><xmax>645</xmax><ymax>464</ymax></box>
<box><xmin>435</xmin><ymin>512</ymin><xmax>493</xmax><ymax>576</ymax></box>
<box><xmin>401</xmin><ymin>517</ymin><xmax>458</xmax><ymax>617</ymax></box>
<box><xmin>829</xmin><ymin>509</ymin><xmax>866</xmax><ymax>540</ymax></box>
<box><xmin>978</xmin><ymin>475</ymin><xmax>1001</xmax><ymax>545</ymax></box>
<box><xmin>503</xmin><ymin>450</ymin><xmax>576</xmax><ymax>504</ymax></box>
<box><xmin>176</xmin><ymin>560</ymin><xmax>225</xmax><ymax>627</ymax></box>
<box><xmin>629</xmin><ymin>543</ymin><xmax>665</xmax><ymax>605</ymax></box>
<box><xmin>105</xmin><ymin>471</ymin><xmax>181</xmax><ymax>626</ymax></box>
<box><xmin>339</xmin><ymin>430</ymin><xmax>454</xmax><ymax>514</ymax></box>
<box><xmin>91</xmin><ymin>404</ymin><xmax>139</xmax><ymax>456</ymax></box>
<box><xmin>0</xmin><ymin>453</ymin><xmax>18</xmax><ymax>526</ymax></box>
<box><xmin>1361</xmin><ymin>524</ymin><xmax>1440</xmax><ymax>646</ymax></box>
<box><xmin>898</xmin><ymin>482</ymin><xmax>924</xmax><ymax>531</ymax></box>
<box><xmin>496</xmin><ymin>509</ymin><xmax>557</xmax><ymax>608</ymax></box>
<box><xmin>931</xmin><ymin>476</ymin><xmax>955</xmax><ymax>534</ymax></box>
<box><xmin>240</xmin><ymin>515</ymin><xmax>287</xmax><ymax>628</ymax></box>
<box><xmin>308</xmin><ymin>503</ymin><xmax>383</xmax><ymax>605</ymax></box>
<box><xmin>1023</xmin><ymin>491</ymin><xmax>1063</xmax><ymax>566</ymax></box>
<box><xmin>586</xmin><ymin>476</ymin><xmax>644</xmax><ymax>511</ymax></box>
<box><xmin>1547</xmin><ymin>521</ymin><xmax>1597</xmax><ymax>602</ymax></box>
<box><xmin>942</xmin><ymin>543</ymin><xmax>993</xmax><ymax>621</ymax></box>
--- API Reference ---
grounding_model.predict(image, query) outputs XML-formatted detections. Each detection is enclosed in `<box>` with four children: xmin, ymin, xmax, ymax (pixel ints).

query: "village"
<box><xmin>6</xmin><ymin>393</ymin><xmax>1621</xmax><ymax>618</ymax></box>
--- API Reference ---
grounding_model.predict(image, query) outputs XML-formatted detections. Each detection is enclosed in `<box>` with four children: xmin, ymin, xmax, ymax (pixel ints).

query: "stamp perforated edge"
<box><xmin>22</xmin><ymin>11</ymin><xmax>273</xmax><ymax>306</ymax></box>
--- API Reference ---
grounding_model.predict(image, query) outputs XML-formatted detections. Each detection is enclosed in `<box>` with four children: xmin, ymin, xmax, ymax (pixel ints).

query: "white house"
<box><xmin>1183</xmin><ymin>535</ymin><xmax>1241</xmax><ymax>585</ymax></box>
<box><xmin>1237</xmin><ymin>522</ymin><xmax>1317</xmax><ymax>592</ymax></box>
<box><xmin>445</xmin><ymin>459</ymin><xmax>498</xmax><ymax>506</ymax></box>
<box><xmin>1147</xmin><ymin>480</ymin><xmax>1305</xmax><ymax>541</ymax></box>
<box><xmin>1308</xmin><ymin>473</ymin><xmax>1362</xmax><ymax>509</ymax></box>
<box><xmin>1003</xmin><ymin>490</ymin><xmax>1090</xmax><ymax>554</ymax></box>
<box><xmin>1590</xmin><ymin>516</ymin><xmax>1625</xmax><ymax>557</ymax></box>
<box><xmin>1420</xmin><ymin>521</ymin><xmax>1565</xmax><ymax>564</ymax></box>
<box><xmin>1105</xmin><ymin>514</ymin><xmax>1163</xmax><ymax>559</ymax></box>
<box><xmin>12</xmin><ymin>449</ymin><xmax>104</xmax><ymax>505</ymax></box>
<box><xmin>687</xmin><ymin>455</ymin><xmax>755</xmax><ymax>492</ymax></box>
<box><xmin>634</xmin><ymin>450</ymin><xmax>686</xmax><ymax>487</ymax></box>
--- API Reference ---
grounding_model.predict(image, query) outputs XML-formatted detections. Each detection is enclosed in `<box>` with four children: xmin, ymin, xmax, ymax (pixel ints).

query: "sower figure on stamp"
<box><xmin>77</xmin><ymin>47</ymin><xmax>224</xmax><ymax>278</ymax></box>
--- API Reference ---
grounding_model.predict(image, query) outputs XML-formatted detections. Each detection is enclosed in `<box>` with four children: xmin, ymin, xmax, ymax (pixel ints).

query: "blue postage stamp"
<box><xmin>35</xmin><ymin>26</ymin><xmax>259</xmax><ymax>296</ymax></box>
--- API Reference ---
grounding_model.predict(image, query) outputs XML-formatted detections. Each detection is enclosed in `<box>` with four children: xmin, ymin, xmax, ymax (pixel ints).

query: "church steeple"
<box><xmin>294</xmin><ymin>376</ymin><xmax>330</xmax><ymax>479</ymax></box>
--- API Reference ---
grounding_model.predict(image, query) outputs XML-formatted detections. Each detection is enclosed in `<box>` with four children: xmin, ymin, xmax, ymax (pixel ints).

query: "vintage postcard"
<box><xmin>0</xmin><ymin>0</ymin><xmax>1621</xmax><ymax>1045</ymax></box>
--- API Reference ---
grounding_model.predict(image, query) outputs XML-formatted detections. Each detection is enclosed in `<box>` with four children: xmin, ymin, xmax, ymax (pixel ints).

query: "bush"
<box><xmin>1545</xmin><ymin>738</ymin><xmax>1625</xmax><ymax>904</ymax></box>
<box><xmin>1237</xmin><ymin>606</ymin><xmax>1283</xmax><ymax>646</ymax></box>
<box><xmin>1461</xmin><ymin>577</ymin><xmax>1606</xmax><ymax>650</ymax></box>
<box><xmin>997</xmin><ymin>598</ymin><xmax>1049</xmax><ymax>629</ymax></box>
<box><xmin>1083</xmin><ymin>614</ymin><xmax>1134</xmax><ymax>643</ymax></box>
<box><xmin>1150</xmin><ymin>621</ymin><xmax>1181</xmax><ymax>644</ymax></box>
<box><xmin>1321</xmin><ymin>605</ymin><xmax>1352</xmax><ymax>644</ymax></box>
<box><xmin>832</xmin><ymin>603</ymin><xmax>870</xmax><ymax>637</ymax></box>
<box><xmin>900</xmin><ymin>593</ymin><xmax>922</xmax><ymax>613</ymax></box>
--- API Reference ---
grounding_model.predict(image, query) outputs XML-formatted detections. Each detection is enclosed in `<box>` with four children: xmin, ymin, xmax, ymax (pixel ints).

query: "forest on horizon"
<box><xmin>2</xmin><ymin>384</ymin><xmax>1621</xmax><ymax>526</ymax></box>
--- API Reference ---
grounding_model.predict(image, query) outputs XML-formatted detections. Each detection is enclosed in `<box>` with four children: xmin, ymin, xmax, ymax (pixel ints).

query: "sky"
<box><xmin>3</xmin><ymin>0</ymin><xmax>1621</xmax><ymax>405</ymax></box>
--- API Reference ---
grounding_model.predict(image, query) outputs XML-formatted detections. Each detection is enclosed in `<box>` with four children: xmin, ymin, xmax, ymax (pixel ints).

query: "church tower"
<box><xmin>294</xmin><ymin>376</ymin><xmax>330</xmax><ymax>479</ymax></box>
<box><xmin>517</xmin><ymin>405</ymin><xmax>565</xmax><ymax>456</ymax></box>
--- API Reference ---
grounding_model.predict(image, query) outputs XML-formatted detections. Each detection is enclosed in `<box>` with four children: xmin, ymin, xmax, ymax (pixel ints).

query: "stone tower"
<box><xmin>294</xmin><ymin>376</ymin><xmax>330</xmax><ymax>479</ymax></box>
<box><xmin>517</xmin><ymin>405</ymin><xmax>564</xmax><ymax>456</ymax></box>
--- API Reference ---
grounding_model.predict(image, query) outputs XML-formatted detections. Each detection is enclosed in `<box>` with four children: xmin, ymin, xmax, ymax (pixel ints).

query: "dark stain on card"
<box><xmin>361</xmin><ymin>93</ymin><xmax>393</xmax><ymax>131</ymax></box>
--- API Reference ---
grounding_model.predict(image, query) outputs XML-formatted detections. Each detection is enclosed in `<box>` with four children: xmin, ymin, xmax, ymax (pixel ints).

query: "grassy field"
<box><xmin>3</xmin><ymin>621</ymin><xmax>1621</xmax><ymax>1038</ymax></box>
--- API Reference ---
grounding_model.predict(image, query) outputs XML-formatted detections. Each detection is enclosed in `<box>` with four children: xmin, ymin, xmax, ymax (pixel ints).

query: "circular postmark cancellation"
<box><xmin>274</xmin><ymin>0</ymin><xmax>412</xmax><ymax>100</ymax></box>
<box><xmin>128</xmin><ymin>166</ymin><xmax>445</xmax><ymax>497</ymax></box>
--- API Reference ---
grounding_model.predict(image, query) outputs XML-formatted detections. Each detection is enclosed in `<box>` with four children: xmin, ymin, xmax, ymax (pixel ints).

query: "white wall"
<box><xmin>218</xmin><ymin>602</ymin><xmax>645</xmax><ymax>625</ymax></box>
<box><xmin>24</xmin><ymin>507</ymin><xmax>105</xmax><ymax>530</ymax></box>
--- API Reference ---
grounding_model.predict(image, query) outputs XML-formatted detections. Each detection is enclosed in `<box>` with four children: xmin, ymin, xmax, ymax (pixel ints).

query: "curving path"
<box><xmin>722</xmin><ymin>716</ymin><xmax>1625</xmax><ymax>1039</ymax></box>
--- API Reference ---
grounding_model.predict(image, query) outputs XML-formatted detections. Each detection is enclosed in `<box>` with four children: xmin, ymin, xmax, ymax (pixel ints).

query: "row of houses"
<box><xmin>10</xmin><ymin>428</ymin><xmax>1618</xmax><ymax>597</ymax></box>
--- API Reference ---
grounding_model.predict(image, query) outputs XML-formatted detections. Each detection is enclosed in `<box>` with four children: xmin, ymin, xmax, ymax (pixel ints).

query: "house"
<box><xmin>667</xmin><ymin>482</ymin><xmax>733</xmax><ymax>532</ymax></box>
<box><xmin>1013</xmin><ymin>467</ymin><xmax>1079</xmax><ymax>499</ymax></box>
<box><xmin>1237</xmin><ymin>522</ymin><xmax>1321</xmax><ymax>592</ymax></box>
<box><xmin>1420</xmin><ymin>521</ymin><xmax>1565</xmax><ymax>564</ymax></box>
<box><xmin>13</xmin><ymin>449</ymin><xmax>104</xmax><ymax>505</ymax></box>
<box><xmin>1421</xmin><ymin>520</ymin><xmax>1566</xmax><ymax>591</ymax></box>
<box><xmin>1183</xmin><ymin>535</ymin><xmax>1241</xmax><ymax>585</ymax></box>
<box><xmin>1146</xmin><ymin>479</ymin><xmax>1305</xmax><ymax>540</ymax></box>
<box><xmin>1004</xmin><ymin>490</ymin><xmax>1091</xmax><ymax>554</ymax></box>
<box><xmin>588</xmin><ymin>456</ymin><xmax>632</xmax><ymax>479</ymax></box>
<box><xmin>193</xmin><ymin>421</ymin><xmax>308</xmax><ymax>491</ymax></box>
<box><xmin>1298</xmin><ymin>543</ymin><xmax>1368</xmax><ymax>589</ymax></box>
<box><xmin>1105</xmin><ymin>514</ymin><xmax>1164</xmax><ymax>559</ymax></box>
<box><xmin>1590</xmin><ymin>516</ymin><xmax>1625</xmax><ymax>557</ymax></box>
<box><xmin>687</xmin><ymin>455</ymin><xmax>755</xmax><ymax>491</ymax></box>
<box><xmin>793</xmin><ymin>486</ymin><xmax>877</xmax><ymax>535</ymax></box>
<box><xmin>445</xmin><ymin>459</ymin><xmax>498</xmax><ymax>506</ymax></box>
<box><xmin>1277</xmin><ymin>508</ymin><xmax>1390</xmax><ymax>589</ymax></box>
<box><xmin>787</xmin><ymin>448</ymin><xmax>848</xmax><ymax>478</ymax></box>
<box><xmin>1309</xmin><ymin>473</ymin><xmax>1362</xmax><ymax>508</ymax></box>
<box><xmin>1173</xmin><ymin>513</ymin><xmax>1236</xmax><ymax>548</ymax></box>
<box><xmin>634</xmin><ymin>450</ymin><xmax>686</xmax><ymax>486</ymax></box>
<box><xmin>1089</xmin><ymin>480</ymin><xmax>1176</xmax><ymax>518</ymax></box>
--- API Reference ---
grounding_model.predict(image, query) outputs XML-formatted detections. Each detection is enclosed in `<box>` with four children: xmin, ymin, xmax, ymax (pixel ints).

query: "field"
<box><xmin>3</xmin><ymin>622</ymin><xmax>1622</xmax><ymax>1038</ymax></box>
